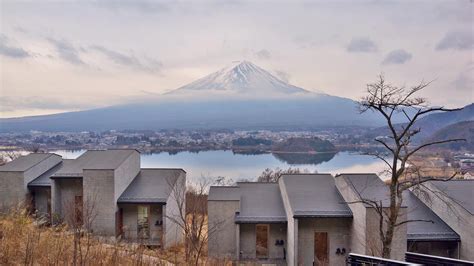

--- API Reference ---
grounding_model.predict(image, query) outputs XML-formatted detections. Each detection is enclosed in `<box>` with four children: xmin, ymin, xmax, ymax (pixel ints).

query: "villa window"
<box><xmin>137</xmin><ymin>205</ymin><xmax>150</xmax><ymax>239</ymax></box>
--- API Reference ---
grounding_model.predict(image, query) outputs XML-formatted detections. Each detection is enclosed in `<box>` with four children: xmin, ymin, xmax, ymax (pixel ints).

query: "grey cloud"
<box><xmin>47</xmin><ymin>37</ymin><xmax>85</xmax><ymax>65</ymax></box>
<box><xmin>90</xmin><ymin>45</ymin><xmax>162</xmax><ymax>73</ymax></box>
<box><xmin>436</xmin><ymin>31</ymin><xmax>473</xmax><ymax>51</ymax></box>
<box><xmin>0</xmin><ymin>96</ymin><xmax>90</xmax><ymax>112</ymax></box>
<box><xmin>453</xmin><ymin>66</ymin><xmax>473</xmax><ymax>92</ymax></box>
<box><xmin>382</xmin><ymin>49</ymin><xmax>412</xmax><ymax>65</ymax></box>
<box><xmin>255</xmin><ymin>49</ymin><xmax>271</xmax><ymax>60</ymax></box>
<box><xmin>0</xmin><ymin>35</ymin><xmax>30</xmax><ymax>58</ymax></box>
<box><xmin>274</xmin><ymin>70</ymin><xmax>290</xmax><ymax>83</ymax></box>
<box><xmin>347</xmin><ymin>37</ymin><xmax>377</xmax><ymax>53</ymax></box>
<box><xmin>95</xmin><ymin>0</ymin><xmax>171</xmax><ymax>14</ymax></box>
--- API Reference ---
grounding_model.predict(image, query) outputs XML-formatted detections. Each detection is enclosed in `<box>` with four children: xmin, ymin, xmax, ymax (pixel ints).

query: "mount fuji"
<box><xmin>166</xmin><ymin>61</ymin><xmax>316</xmax><ymax>98</ymax></box>
<box><xmin>0</xmin><ymin>61</ymin><xmax>386</xmax><ymax>132</ymax></box>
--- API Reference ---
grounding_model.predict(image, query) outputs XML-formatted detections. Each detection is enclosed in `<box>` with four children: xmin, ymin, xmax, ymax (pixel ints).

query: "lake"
<box><xmin>51</xmin><ymin>150</ymin><xmax>388</xmax><ymax>183</ymax></box>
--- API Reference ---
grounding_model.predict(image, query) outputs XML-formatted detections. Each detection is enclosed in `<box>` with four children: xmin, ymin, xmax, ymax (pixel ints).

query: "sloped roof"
<box><xmin>280</xmin><ymin>174</ymin><xmax>352</xmax><ymax>217</ymax></box>
<box><xmin>405</xmin><ymin>191</ymin><xmax>459</xmax><ymax>241</ymax></box>
<box><xmin>117</xmin><ymin>169</ymin><xmax>184</xmax><ymax>204</ymax></box>
<box><xmin>235</xmin><ymin>182</ymin><xmax>287</xmax><ymax>223</ymax></box>
<box><xmin>338</xmin><ymin>173</ymin><xmax>407</xmax><ymax>208</ymax></box>
<box><xmin>52</xmin><ymin>149</ymin><xmax>137</xmax><ymax>178</ymax></box>
<box><xmin>0</xmin><ymin>153</ymin><xmax>60</xmax><ymax>172</ymax></box>
<box><xmin>430</xmin><ymin>180</ymin><xmax>474</xmax><ymax>215</ymax></box>
<box><xmin>208</xmin><ymin>186</ymin><xmax>240</xmax><ymax>201</ymax></box>
<box><xmin>28</xmin><ymin>162</ymin><xmax>64</xmax><ymax>187</ymax></box>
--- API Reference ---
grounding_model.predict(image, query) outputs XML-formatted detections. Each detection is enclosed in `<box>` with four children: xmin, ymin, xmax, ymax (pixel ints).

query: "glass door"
<box><xmin>137</xmin><ymin>205</ymin><xmax>150</xmax><ymax>239</ymax></box>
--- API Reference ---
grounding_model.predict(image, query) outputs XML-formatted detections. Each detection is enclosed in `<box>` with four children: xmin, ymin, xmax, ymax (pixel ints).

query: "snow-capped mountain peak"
<box><xmin>166</xmin><ymin>61</ymin><xmax>320</xmax><ymax>97</ymax></box>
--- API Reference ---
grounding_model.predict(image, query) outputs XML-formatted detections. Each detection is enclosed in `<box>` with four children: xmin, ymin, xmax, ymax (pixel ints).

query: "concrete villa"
<box><xmin>1</xmin><ymin>153</ymin><xmax>473</xmax><ymax>264</ymax></box>
<box><xmin>0</xmin><ymin>150</ymin><xmax>185</xmax><ymax>247</ymax></box>
<box><xmin>208</xmin><ymin>173</ymin><xmax>474</xmax><ymax>265</ymax></box>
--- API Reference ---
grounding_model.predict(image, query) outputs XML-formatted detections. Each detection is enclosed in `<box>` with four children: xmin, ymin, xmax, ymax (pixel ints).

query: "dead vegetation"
<box><xmin>0</xmin><ymin>207</ymin><xmax>176</xmax><ymax>265</ymax></box>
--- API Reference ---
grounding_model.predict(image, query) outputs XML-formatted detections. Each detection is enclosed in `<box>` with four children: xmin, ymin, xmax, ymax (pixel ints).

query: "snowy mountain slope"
<box><xmin>166</xmin><ymin>61</ymin><xmax>319</xmax><ymax>97</ymax></box>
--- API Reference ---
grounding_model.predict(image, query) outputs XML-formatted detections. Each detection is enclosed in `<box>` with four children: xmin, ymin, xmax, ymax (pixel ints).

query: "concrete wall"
<box><xmin>335</xmin><ymin>175</ymin><xmax>407</xmax><ymax>260</ymax></box>
<box><xmin>297</xmin><ymin>218</ymin><xmax>351</xmax><ymax>266</ymax></box>
<box><xmin>51</xmin><ymin>178</ymin><xmax>82</xmax><ymax>223</ymax></box>
<box><xmin>0</xmin><ymin>154</ymin><xmax>60</xmax><ymax>211</ymax></box>
<box><xmin>335</xmin><ymin>176</ymin><xmax>367</xmax><ymax>255</ymax></box>
<box><xmin>269</xmin><ymin>223</ymin><xmax>287</xmax><ymax>259</ymax></box>
<box><xmin>240</xmin><ymin>224</ymin><xmax>256</xmax><ymax>259</ymax></box>
<box><xmin>365</xmin><ymin>207</ymin><xmax>407</xmax><ymax>260</ymax></box>
<box><xmin>238</xmin><ymin>223</ymin><xmax>287</xmax><ymax>260</ymax></box>
<box><xmin>278</xmin><ymin>177</ymin><xmax>297</xmax><ymax>266</ymax></box>
<box><xmin>414</xmin><ymin>183</ymin><xmax>474</xmax><ymax>261</ymax></box>
<box><xmin>208</xmin><ymin>200</ymin><xmax>240</xmax><ymax>259</ymax></box>
<box><xmin>113</xmin><ymin>152</ymin><xmax>140</xmax><ymax>203</ymax></box>
<box><xmin>83</xmin><ymin>169</ymin><xmax>115</xmax><ymax>235</ymax></box>
<box><xmin>0</xmin><ymin>172</ymin><xmax>24</xmax><ymax>211</ymax></box>
<box><xmin>120</xmin><ymin>204</ymin><xmax>164</xmax><ymax>244</ymax></box>
<box><xmin>164</xmin><ymin>172</ymin><xmax>186</xmax><ymax>248</ymax></box>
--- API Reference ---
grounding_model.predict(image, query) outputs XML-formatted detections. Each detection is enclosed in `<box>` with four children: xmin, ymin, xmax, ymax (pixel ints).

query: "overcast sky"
<box><xmin>0</xmin><ymin>0</ymin><xmax>472</xmax><ymax>118</ymax></box>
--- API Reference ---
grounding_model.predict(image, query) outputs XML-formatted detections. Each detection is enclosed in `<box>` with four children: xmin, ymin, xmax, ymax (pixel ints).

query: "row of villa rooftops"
<box><xmin>0</xmin><ymin>149</ymin><xmax>185</xmax><ymax>204</ymax></box>
<box><xmin>209</xmin><ymin>173</ymin><xmax>473</xmax><ymax>242</ymax></box>
<box><xmin>1</xmin><ymin>149</ymin><xmax>473</xmax><ymax>242</ymax></box>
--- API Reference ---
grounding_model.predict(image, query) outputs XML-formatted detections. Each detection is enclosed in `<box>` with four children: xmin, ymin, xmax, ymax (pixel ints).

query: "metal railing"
<box><xmin>405</xmin><ymin>252</ymin><xmax>474</xmax><ymax>266</ymax></box>
<box><xmin>347</xmin><ymin>253</ymin><xmax>419</xmax><ymax>266</ymax></box>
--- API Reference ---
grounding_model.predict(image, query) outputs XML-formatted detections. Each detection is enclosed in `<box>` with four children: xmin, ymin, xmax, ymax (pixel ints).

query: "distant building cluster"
<box><xmin>0</xmin><ymin>129</ymin><xmax>366</xmax><ymax>153</ymax></box>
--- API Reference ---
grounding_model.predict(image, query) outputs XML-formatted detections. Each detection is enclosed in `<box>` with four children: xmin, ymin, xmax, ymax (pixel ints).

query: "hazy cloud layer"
<box><xmin>47</xmin><ymin>37</ymin><xmax>85</xmax><ymax>65</ymax></box>
<box><xmin>90</xmin><ymin>45</ymin><xmax>163</xmax><ymax>73</ymax></box>
<box><xmin>274</xmin><ymin>70</ymin><xmax>290</xmax><ymax>83</ymax></box>
<box><xmin>347</xmin><ymin>37</ymin><xmax>377</xmax><ymax>53</ymax></box>
<box><xmin>0</xmin><ymin>35</ymin><xmax>29</xmax><ymax>58</ymax></box>
<box><xmin>436</xmin><ymin>31</ymin><xmax>473</xmax><ymax>51</ymax></box>
<box><xmin>255</xmin><ymin>49</ymin><xmax>271</xmax><ymax>60</ymax></box>
<box><xmin>1</xmin><ymin>1</ymin><xmax>472</xmax><ymax>117</ymax></box>
<box><xmin>382</xmin><ymin>49</ymin><xmax>412</xmax><ymax>65</ymax></box>
<box><xmin>0</xmin><ymin>96</ymin><xmax>90</xmax><ymax>112</ymax></box>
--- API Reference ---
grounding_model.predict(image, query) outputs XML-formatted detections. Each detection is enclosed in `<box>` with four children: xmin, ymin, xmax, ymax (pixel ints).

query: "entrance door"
<box><xmin>74</xmin><ymin>195</ymin><xmax>83</xmax><ymax>225</ymax></box>
<box><xmin>137</xmin><ymin>205</ymin><xmax>150</xmax><ymax>239</ymax></box>
<box><xmin>116</xmin><ymin>208</ymin><xmax>123</xmax><ymax>237</ymax></box>
<box><xmin>314</xmin><ymin>232</ymin><xmax>329</xmax><ymax>266</ymax></box>
<box><xmin>256</xmin><ymin>224</ymin><xmax>269</xmax><ymax>258</ymax></box>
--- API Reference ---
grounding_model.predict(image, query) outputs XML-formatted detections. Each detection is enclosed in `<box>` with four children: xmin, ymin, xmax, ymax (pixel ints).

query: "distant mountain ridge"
<box><xmin>366</xmin><ymin>103</ymin><xmax>474</xmax><ymax>141</ymax></box>
<box><xmin>427</xmin><ymin>120</ymin><xmax>474</xmax><ymax>151</ymax></box>
<box><xmin>0</xmin><ymin>61</ymin><xmax>425</xmax><ymax>132</ymax></box>
<box><xmin>414</xmin><ymin>103</ymin><xmax>474</xmax><ymax>139</ymax></box>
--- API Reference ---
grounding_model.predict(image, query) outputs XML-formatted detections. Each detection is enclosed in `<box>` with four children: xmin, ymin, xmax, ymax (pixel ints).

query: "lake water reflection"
<box><xmin>51</xmin><ymin>149</ymin><xmax>388</xmax><ymax>182</ymax></box>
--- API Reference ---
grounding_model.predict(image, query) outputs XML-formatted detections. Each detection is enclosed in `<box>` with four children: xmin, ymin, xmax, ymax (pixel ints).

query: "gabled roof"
<box><xmin>0</xmin><ymin>153</ymin><xmax>60</xmax><ymax>172</ymax></box>
<box><xmin>28</xmin><ymin>162</ymin><xmax>64</xmax><ymax>187</ymax></box>
<box><xmin>280</xmin><ymin>174</ymin><xmax>352</xmax><ymax>218</ymax></box>
<box><xmin>405</xmin><ymin>191</ymin><xmax>459</xmax><ymax>241</ymax></box>
<box><xmin>117</xmin><ymin>169</ymin><xmax>184</xmax><ymax>204</ymax></box>
<box><xmin>337</xmin><ymin>173</ymin><xmax>407</xmax><ymax>208</ymax></box>
<box><xmin>430</xmin><ymin>180</ymin><xmax>474</xmax><ymax>215</ymax></box>
<box><xmin>208</xmin><ymin>186</ymin><xmax>240</xmax><ymax>201</ymax></box>
<box><xmin>235</xmin><ymin>182</ymin><xmax>287</xmax><ymax>223</ymax></box>
<box><xmin>52</xmin><ymin>149</ymin><xmax>137</xmax><ymax>178</ymax></box>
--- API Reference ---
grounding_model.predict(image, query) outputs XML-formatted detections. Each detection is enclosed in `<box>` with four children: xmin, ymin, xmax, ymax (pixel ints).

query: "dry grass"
<box><xmin>0</xmin><ymin>208</ymin><xmax>173</xmax><ymax>265</ymax></box>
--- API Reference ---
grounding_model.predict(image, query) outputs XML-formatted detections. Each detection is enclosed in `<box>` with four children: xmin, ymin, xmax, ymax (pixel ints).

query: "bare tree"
<box><xmin>165</xmin><ymin>175</ymin><xmax>225</xmax><ymax>265</ymax></box>
<box><xmin>257</xmin><ymin>167</ymin><xmax>309</xmax><ymax>182</ymax></box>
<box><xmin>357</xmin><ymin>74</ymin><xmax>465</xmax><ymax>258</ymax></box>
<box><xmin>0</xmin><ymin>151</ymin><xmax>22</xmax><ymax>165</ymax></box>
<box><xmin>26</xmin><ymin>144</ymin><xmax>43</xmax><ymax>153</ymax></box>
<box><xmin>64</xmin><ymin>188</ymin><xmax>99</xmax><ymax>266</ymax></box>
